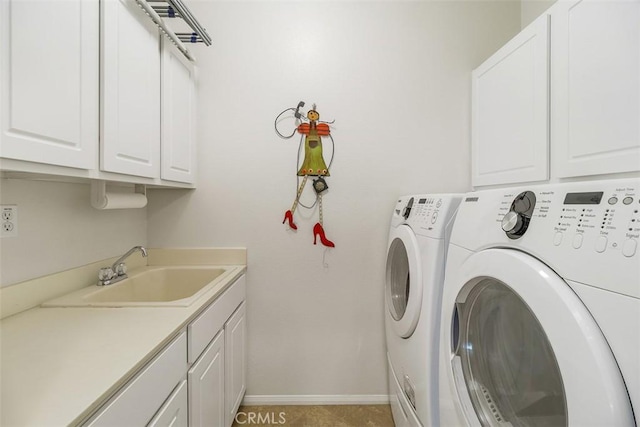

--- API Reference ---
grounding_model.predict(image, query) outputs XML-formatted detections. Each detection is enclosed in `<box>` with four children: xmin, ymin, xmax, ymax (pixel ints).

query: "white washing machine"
<box><xmin>438</xmin><ymin>178</ymin><xmax>640</xmax><ymax>426</ymax></box>
<box><xmin>385</xmin><ymin>194</ymin><xmax>462</xmax><ymax>427</ymax></box>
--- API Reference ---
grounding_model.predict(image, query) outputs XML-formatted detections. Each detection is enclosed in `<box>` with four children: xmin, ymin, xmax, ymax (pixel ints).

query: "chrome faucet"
<box><xmin>97</xmin><ymin>246</ymin><xmax>148</xmax><ymax>286</ymax></box>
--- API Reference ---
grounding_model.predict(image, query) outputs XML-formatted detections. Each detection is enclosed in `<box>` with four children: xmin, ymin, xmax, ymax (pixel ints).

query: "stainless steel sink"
<box><xmin>42</xmin><ymin>266</ymin><xmax>238</xmax><ymax>307</ymax></box>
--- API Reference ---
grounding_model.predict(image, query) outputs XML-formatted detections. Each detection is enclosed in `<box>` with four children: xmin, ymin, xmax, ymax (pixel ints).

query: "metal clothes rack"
<box><xmin>134</xmin><ymin>0</ymin><xmax>211</xmax><ymax>61</ymax></box>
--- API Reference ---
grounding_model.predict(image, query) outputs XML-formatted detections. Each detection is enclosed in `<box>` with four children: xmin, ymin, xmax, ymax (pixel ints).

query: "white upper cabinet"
<box><xmin>471</xmin><ymin>15</ymin><xmax>550</xmax><ymax>187</ymax></box>
<box><xmin>0</xmin><ymin>0</ymin><xmax>99</xmax><ymax>169</ymax></box>
<box><xmin>551</xmin><ymin>0</ymin><xmax>640</xmax><ymax>178</ymax></box>
<box><xmin>101</xmin><ymin>0</ymin><xmax>161</xmax><ymax>178</ymax></box>
<box><xmin>161</xmin><ymin>38</ymin><xmax>197</xmax><ymax>184</ymax></box>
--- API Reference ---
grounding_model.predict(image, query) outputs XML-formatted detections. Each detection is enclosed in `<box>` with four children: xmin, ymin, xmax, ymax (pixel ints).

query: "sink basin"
<box><xmin>87</xmin><ymin>267</ymin><xmax>226</xmax><ymax>303</ymax></box>
<box><xmin>42</xmin><ymin>266</ymin><xmax>240</xmax><ymax>308</ymax></box>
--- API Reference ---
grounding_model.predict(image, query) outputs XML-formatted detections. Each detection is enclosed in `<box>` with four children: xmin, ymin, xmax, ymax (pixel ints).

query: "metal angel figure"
<box><xmin>276</xmin><ymin>102</ymin><xmax>335</xmax><ymax>248</ymax></box>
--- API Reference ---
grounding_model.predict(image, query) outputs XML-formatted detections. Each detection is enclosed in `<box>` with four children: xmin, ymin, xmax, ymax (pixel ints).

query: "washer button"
<box><xmin>622</xmin><ymin>239</ymin><xmax>637</xmax><ymax>257</ymax></box>
<box><xmin>572</xmin><ymin>234</ymin><xmax>583</xmax><ymax>249</ymax></box>
<box><xmin>431</xmin><ymin>211</ymin><xmax>439</xmax><ymax>224</ymax></box>
<box><xmin>595</xmin><ymin>236</ymin><xmax>607</xmax><ymax>253</ymax></box>
<box><xmin>553</xmin><ymin>232</ymin><xmax>563</xmax><ymax>246</ymax></box>
<box><xmin>623</xmin><ymin>197</ymin><xmax>634</xmax><ymax>205</ymax></box>
<box><xmin>608</xmin><ymin>196</ymin><xmax>619</xmax><ymax>205</ymax></box>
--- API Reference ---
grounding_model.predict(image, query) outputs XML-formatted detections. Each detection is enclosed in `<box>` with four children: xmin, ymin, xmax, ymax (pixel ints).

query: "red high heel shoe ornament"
<box><xmin>282</xmin><ymin>210</ymin><xmax>297</xmax><ymax>230</ymax></box>
<box><xmin>313</xmin><ymin>223</ymin><xmax>335</xmax><ymax>248</ymax></box>
<box><xmin>275</xmin><ymin>102</ymin><xmax>336</xmax><ymax>248</ymax></box>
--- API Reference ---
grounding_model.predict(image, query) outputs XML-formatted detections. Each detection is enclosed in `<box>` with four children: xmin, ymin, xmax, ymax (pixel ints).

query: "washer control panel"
<box><xmin>413</xmin><ymin>197</ymin><xmax>443</xmax><ymax>226</ymax></box>
<box><xmin>550</xmin><ymin>187</ymin><xmax>639</xmax><ymax>258</ymax></box>
<box><xmin>454</xmin><ymin>178</ymin><xmax>640</xmax><ymax>298</ymax></box>
<box><xmin>495</xmin><ymin>182</ymin><xmax>639</xmax><ymax>257</ymax></box>
<box><xmin>391</xmin><ymin>194</ymin><xmax>462</xmax><ymax>238</ymax></box>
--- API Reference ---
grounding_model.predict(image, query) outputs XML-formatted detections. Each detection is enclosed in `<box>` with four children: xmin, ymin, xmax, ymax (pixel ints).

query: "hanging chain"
<box><xmin>290</xmin><ymin>175</ymin><xmax>308</xmax><ymax>214</ymax></box>
<box><xmin>318</xmin><ymin>194</ymin><xmax>323</xmax><ymax>226</ymax></box>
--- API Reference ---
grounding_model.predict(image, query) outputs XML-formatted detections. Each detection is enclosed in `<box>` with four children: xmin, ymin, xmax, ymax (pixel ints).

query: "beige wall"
<box><xmin>147</xmin><ymin>1</ymin><xmax>521</xmax><ymax>401</ymax></box>
<box><xmin>0</xmin><ymin>179</ymin><xmax>147</xmax><ymax>287</ymax></box>
<box><xmin>522</xmin><ymin>0</ymin><xmax>557</xmax><ymax>27</ymax></box>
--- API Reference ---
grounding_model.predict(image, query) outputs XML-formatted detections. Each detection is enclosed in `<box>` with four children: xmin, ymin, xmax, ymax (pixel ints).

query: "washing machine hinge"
<box><xmin>403</xmin><ymin>375</ymin><xmax>417</xmax><ymax>410</ymax></box>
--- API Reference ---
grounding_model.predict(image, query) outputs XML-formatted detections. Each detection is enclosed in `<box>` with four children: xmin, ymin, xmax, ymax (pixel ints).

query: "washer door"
<box><xmin>386</xmin><ymin>225</ymin><xmax>423</xmax><ymax>338</ymax></box>
<box><xmin>448</xmin><ymin>249</ymin><xmax>633</xmax><ymax>426</ymax></box>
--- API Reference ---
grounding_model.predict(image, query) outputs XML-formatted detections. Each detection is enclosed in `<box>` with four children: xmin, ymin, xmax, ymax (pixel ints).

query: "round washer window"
<box><xmin>386</xmin><ymin>237</ymin><xmax>411</xmax><ymax>321</ymax></box>
<box><xmin>456</xmin><ymin>279</ymin><xmax>567</xmax><ymax>427</ymax></box>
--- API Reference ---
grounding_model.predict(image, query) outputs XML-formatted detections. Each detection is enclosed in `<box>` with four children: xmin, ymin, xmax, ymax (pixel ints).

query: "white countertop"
<box><xmin>0</xmin><ymin>250</ymin><xmax>246</xmax><ymax>426</ymax></box>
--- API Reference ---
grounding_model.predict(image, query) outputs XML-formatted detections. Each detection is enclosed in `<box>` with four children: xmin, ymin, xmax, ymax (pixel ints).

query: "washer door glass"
<box><xmin>386</xmin><ymin>237</ymin><xmax>411</xmax><ymax>321</ymax></box>
<box><xmin>457</xmin><ymin>279</ymin><xmax>567</xmax><ymax>427</ymax></box>
<box><xmin>386</xmin><ymin>224</ymin><xmax>422</xmax><ymax>338</ymax></box>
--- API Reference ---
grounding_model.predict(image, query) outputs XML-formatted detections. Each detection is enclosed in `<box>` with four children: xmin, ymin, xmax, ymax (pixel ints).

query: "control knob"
<box><xmin>501</xmin><ymin>211</ymin><xmax>525</xmax><ymax>235</ymax></box>
<box><xmin>402</xmin><ymin>197</ymin><xmax>415</xmax><ymax>220</ymax></box>
<box><xmin>502</xmin><ymin>191</ymin><xmax>536</xmax><ymax>239</ymax></box>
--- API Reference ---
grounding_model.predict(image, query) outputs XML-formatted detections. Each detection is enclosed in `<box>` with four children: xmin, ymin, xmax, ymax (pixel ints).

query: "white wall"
<box><xmin>147</xmin><ymin>1</ymin><xmax>521</xmax><ymax>400</ymax></box>
<box><xmin>0</xmin><ymin>179</ymin><xmax>147</xmax><ymax>287</ymax></box>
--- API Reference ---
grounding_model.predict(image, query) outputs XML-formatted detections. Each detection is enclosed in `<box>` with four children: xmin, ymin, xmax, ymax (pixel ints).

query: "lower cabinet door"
<box><xmin>188</xmin><ymin>330</ymin><xmax>225</xmax><ymax>427</ymax></box>
<box><xmin>225</xmin><ymin>302</ymin><xmax>247</xmax><ymax>427</ymax></box>
<box><xmin>148</xmin><ymin>380</ymin><xmax>188</xmax><ymax>427</ymax></box>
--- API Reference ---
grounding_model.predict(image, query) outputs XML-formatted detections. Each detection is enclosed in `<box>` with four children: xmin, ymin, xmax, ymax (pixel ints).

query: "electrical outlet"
<box><xmin>1</xmin><ymin>205</ymin><xmax>18</xmax><ymax>238</ymax></box>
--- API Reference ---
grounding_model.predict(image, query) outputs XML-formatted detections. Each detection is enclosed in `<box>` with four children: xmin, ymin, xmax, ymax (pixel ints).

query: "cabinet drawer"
<box><xmin>85</xmin><ymin>332</ymin><xmax>187</xmax><ymax>426</ymax></box>
<box><xmin>188</xmin><ymin>275</ymin><xmax>246</xmax><ymax>364</ymax></box>
<box><xmin>148</xmin><ymin>380</ymin><xmax>188</xmax><ymax>427</ymax></box>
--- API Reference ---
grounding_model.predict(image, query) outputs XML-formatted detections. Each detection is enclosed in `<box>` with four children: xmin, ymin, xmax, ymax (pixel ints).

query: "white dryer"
<box><xmin>439</xmin><ymin>178</ymin><xmax>640</xmax><ymax>426</ymax></box>
<box><xmin>385</xmin><ymin>194</ymin><xmax>462</xmax><ymax>427</ymax></box>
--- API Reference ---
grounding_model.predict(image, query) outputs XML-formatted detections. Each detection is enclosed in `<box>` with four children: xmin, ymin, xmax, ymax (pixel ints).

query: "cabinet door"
<box><xmin>148</xmin><ymin>380</ymin><xmax>188</xmax><ymax>427</ymax></box>
<box><xmin>161</xmin><ymin>39</ymin><xmax>197</xmax><ymax>184</ymax></box>
<box><xmin>225</xmin><ymin>302</ymin><xmax>247</xmax><ymax>427</ymax></box>
<box><xmin>0</xmin><ymin>0</ymin><xmax>98</xmax><ymax>169</ymax></box>
<box><xmin>189</xmin><ymin>330</ymin><xmax>225</xmax><ymax>427</ymax></box>
<box><xmin>471</xmin><ymin>15</ymin><xmax>550</xmax><ymax>187</ymax></box>
<box><xmin>551</xmin><ymin>0</ymin><xmax>640</xmax><ymax>178</ymax></box>
<box><xmin>101</xmin><ymin>0</ymin><xmax>160</xmax><ymax>178</ymax></box>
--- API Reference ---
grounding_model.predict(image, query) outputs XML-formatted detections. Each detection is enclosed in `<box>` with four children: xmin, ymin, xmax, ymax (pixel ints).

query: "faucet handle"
<box><xmin>98</xmin><ymin>267</ymin><xmax>115</xmax><ymax>282</ymax></box>
<box><xmin>114</xmin><ymin>263</ymin><xmax>127</xmax><ymax>276</ymax></box>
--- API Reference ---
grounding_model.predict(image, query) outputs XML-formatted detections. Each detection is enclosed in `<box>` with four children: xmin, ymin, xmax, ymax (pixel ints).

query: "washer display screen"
<box><xmin>563</xmin><ymin>192</ymin><xmax>603</xmax><ymax>205</ymax></box>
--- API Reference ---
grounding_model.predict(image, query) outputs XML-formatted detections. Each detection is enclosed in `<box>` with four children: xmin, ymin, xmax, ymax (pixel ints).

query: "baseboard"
<box><xmin>242</xmin><ymin>395</ymin><xmax>390</xmax><ymax>406</ymax></box>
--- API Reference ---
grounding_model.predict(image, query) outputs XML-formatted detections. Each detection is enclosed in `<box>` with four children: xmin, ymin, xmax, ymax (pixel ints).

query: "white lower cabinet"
<box><xmin>85</xmin><ymin>332</ymin><xmax>187</xmax><ymax>426</ymax></box>
<box><xmin>187</xmin><ymin>276</ymin><xmax>247</xmax><ymax>427</ymax></box>
<box><xmin>225</xmin><ymin>302</ymin><xmax>247</xmax><ymax>427</ymax></box>
<box><xmin>148</xmin><ymin>380</ymin><xmax>189</xmax><ymax>427</ymax></box>
<box><xmin>189</xmin><ymin>331</ymin><xmax>226</xmax><ymax>427</ymax></box>
<box><xmin>83</xmin><ymin>275</ymin><xmax>246</xmax><ymax>426</ymax></box>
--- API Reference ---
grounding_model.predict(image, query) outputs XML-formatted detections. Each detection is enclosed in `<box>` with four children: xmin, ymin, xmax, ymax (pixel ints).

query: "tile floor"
<box><xmin>231</xmin><ymin>405</ymin><xmax>395</xmax><ymax>427</ymax></box>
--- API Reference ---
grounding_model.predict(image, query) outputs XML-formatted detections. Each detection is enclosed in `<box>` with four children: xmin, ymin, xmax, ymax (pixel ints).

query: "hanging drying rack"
<box><xmin>134</xmin><ymin>0</ymin><xmax>211</xmax><ymax>62</ymax></box>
